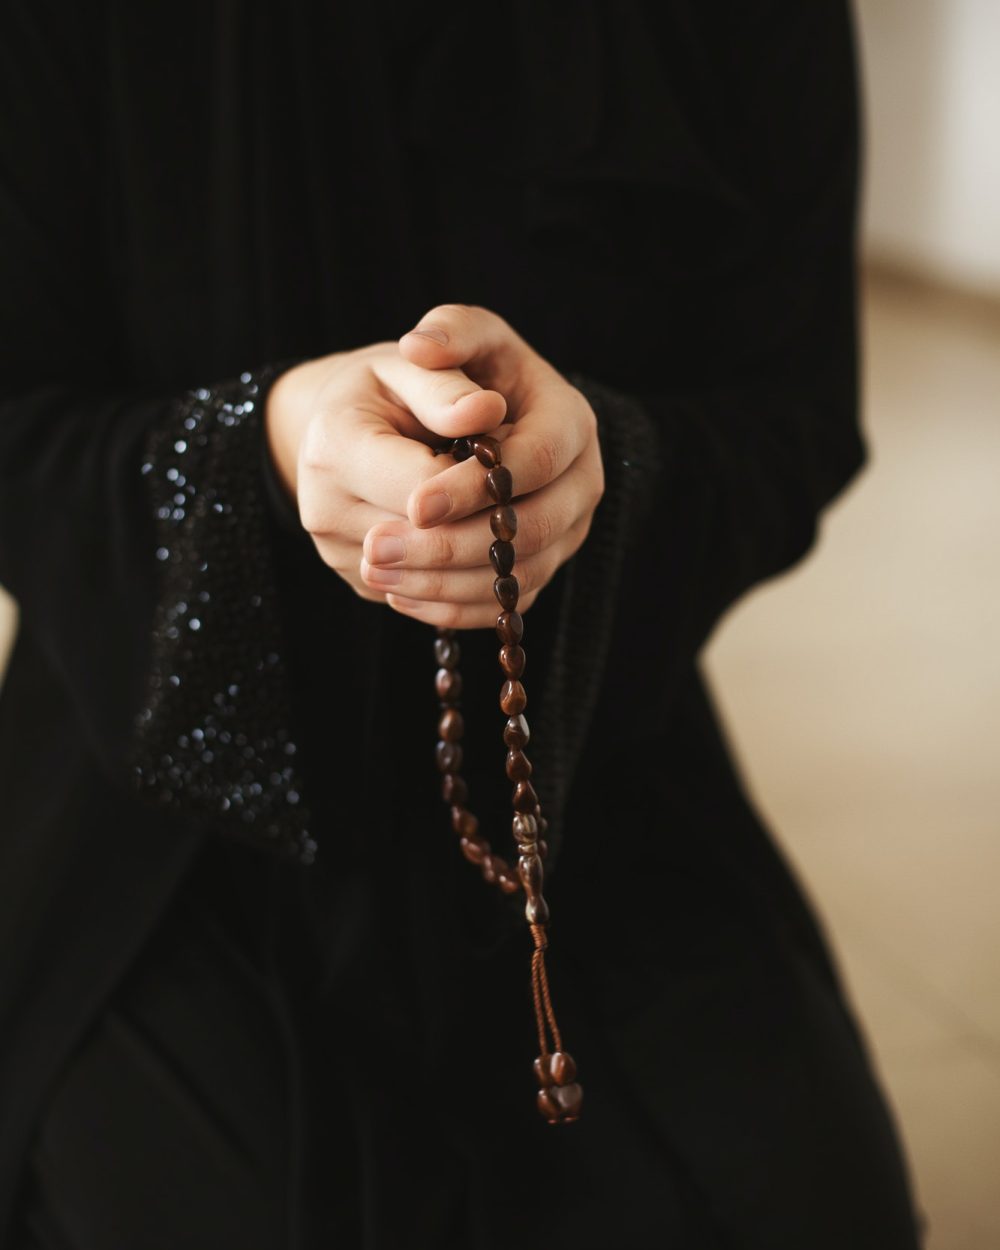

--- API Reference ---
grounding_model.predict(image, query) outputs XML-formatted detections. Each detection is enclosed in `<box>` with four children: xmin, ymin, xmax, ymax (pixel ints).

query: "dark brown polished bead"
<box><xmin>493</xmin><ymin>575</ymin><xmax>519</xmax><ymax>611</ymax></box>
<box><xmin>506</xmin><ymin>748</ymin><xmax>532</xmax><ymax>780</ymax></box>
<box><xmin>537</xmin><ymin>1087</ymin><xmax>561</xmax><ymax>1121</ymax></box>
<box><xmin>552</xmin><ymin>1082</ymin><xmax>583</xmax><ymax>1118</ymax></box>
<box><xmin>525</xmin><ymin>895</ymin><xmax>550</xmax><ymax>925</ymax></box>
<box><xmin>533</xmin><ymin>1056</ymin><xmax>554</xmax><ymax>1089</ymax></box>
<box><xmin>460</xmin><ymin>835</ymin><xmax>487</xmax><ymax>864</ymax></box>
<box><xmin>490</xmin><ymin>853</ymin><xmax>514</xmax><ymax>885</ymax></box>
<box><xmin>489</xmin><ymin>540</ymin><xmax>515</xmax><ymax>576</ymax></box>
<box><xmin>471</xmin><ymin>435</ymin><xmax>502</xmax><ymax>468</ymax></box>
<box><xmin>434</xmin><ymin>636</ymin><xmax>460</xmax><ymax>668</ymax></box>
<box><xmin>503</xmin><ymin>713</ymin><xmax>530</xmax><ymax>748</ymax></box>
<box><xmin>500</xmin><ymin>679</ymin><xmax>527</xmax><ymax>716</ymax></box>
<box><xmin>438</xmin><ymin>707</ymin><xmax>464</xmax><ymax>741</ymax></box>
<box><xmin>498</xmin><ymin>644</ymin><xmax>525</xmax><ymax>678</ymax></box>
<box><xmin>517</xmin><ymin>853</ymin><xmax>543</xmax><ymax>895</ymax></box>
<box><xmin>512</xmin><ymin>779</ymin><xmax>538</xmax><ymax>812</ymax></box>
<box><xmin>550</xmin><ymin>1052</ymin><xmax>578</xmax><ymax>1086</ymax></box>
<box><xmin>485</xmin><ymin>465</ymin><xmax>513</xmax><ymax>504</ymax></box>
<box><xmin>512</xmin><ymin>811</ymin><xmax>538</xmax><ymax>841</ymax></box>
<box><xmin>451</xmin><ymin>805</ymin><xmax>479</xmax><ymax>837</ymax></box>
<box><xmin>451</xmin><ymin>437</ymin><xmax>473</xmax><ymax>462</ymax></box>
<box><xmin>480</xmin><ymin>855</ymin><xmax>498</xmax><ymax>884</ymax></box>
<box><xmin>538</xmin><ymin>839</ymin><xmax>549</xmax><ymax>860</ymax></box>
<box><xmin>489</xmin><ymin>505</ymin><xmax>517</xmax><ymax>542</ymax></box>
<box><xmin>435</xmin><ymin>740</ymin><xmax>463</xmax><ymax>772</ymax></box>
<box><xmin>435</xmin><ymin>667</ymin><xmax>463</xmax><ymax>703</ymax></box>
<box><xmin>495</xmin><ymin>610</ymin><xmax>524</xmax><ymax>645</ymax></box>
<box><xmin>442</xmin><ymin>773</ymin><xmax>468</xmax><ymax>805</ymax></box>
<box><xmin>498</xmin><ymin>871</ymin><xmax>520</xmax><ymax>895</ymax></box>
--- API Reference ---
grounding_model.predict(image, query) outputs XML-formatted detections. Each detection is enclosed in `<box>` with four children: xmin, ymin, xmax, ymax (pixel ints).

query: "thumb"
<box><xmin>398</xmin><ymin>303</ymin><xmax>530</xmax><ymax>397</ymax></box>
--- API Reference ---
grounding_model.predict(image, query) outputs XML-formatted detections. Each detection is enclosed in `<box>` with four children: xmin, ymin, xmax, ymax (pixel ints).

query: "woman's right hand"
<box><xmin>264</xmin><ymin>341</ymin><xmax>508</xmax><ymax>604</ymax></box>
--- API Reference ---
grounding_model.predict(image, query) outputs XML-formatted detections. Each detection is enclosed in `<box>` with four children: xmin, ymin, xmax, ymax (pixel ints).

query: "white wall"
<box><xmin>856</xmin><ymin>0</ymin><xmax>1000</xmax><ymax>296</ymax></box>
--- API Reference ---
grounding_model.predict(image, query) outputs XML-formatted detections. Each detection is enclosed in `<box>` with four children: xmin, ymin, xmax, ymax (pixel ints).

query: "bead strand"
<box><xmin>432</xmin><ymin>431</ymin><xmax>582</xmax><ymax>1126</ymax></box>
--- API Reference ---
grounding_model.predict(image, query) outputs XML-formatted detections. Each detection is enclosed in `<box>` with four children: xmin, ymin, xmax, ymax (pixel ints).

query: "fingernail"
<box><xmin>388</xmin><ymin>594</ymin><xmax>421</xmax><ymax>609</ymax></box>
<box><xmin>369</xmin><ymin>536</ymin><xmax>405</xmax><ymax>565</ymax></box>
<box><xmin>365</xmin><ymin>564</ymin><xmax>402</xmax><ymax>586</ymax></box>
<box><xmin>407</xmin><ymin>323</ymin><xmax>449</xmax><ymax>345</ymax></box>
<box><xmin>416</xmin><ymin>491</ymin><xmax>451</xmax><ymax>526</ymax></box>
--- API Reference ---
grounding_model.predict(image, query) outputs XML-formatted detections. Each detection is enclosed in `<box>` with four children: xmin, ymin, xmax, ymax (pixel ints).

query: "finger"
<box><xmin>384</xmin><ymin>585</ymin><xmax>545</xmax><ymax>632</ymax></box>
<box><xmin>406</xmin><ymin>383</ymin><xmax>599</xmax><ymax>528</ymax></box>
<box><xmin>362</xmin><ymin>515</ymin><xmax>590</xmax><ymax>604</ymax></box>
<box><xmin>364</xmin><ymin>463</ymin><xmax>588</xmax><ymax>571</ymax></box>
<box><xmin>301</xmin><ymin>404</ymin><xmax>449</xmax><ymax>516</ymax></box>
<box><xmin>297</xmin><ymin>465</ymin><xmax>405</xmax><ymax>543</ymax></box>
<box><xmin>370</xmin><ymin>351</ymin><xmax>507</xmax><ymax>441</ymax></box>
<box><xmin>397</xmin><ymin>303</ymin><xmax>540</xmax><ymax>399</ymax></box>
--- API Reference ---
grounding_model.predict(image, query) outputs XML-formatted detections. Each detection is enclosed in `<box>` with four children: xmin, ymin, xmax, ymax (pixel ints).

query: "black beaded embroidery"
<box><xmin>131</xmin><ymin>368</ymin><xmax>315</xmax><ymax>863</ymax></box>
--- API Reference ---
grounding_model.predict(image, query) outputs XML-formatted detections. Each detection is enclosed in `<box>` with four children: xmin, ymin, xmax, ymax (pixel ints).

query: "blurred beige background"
<box><xmin>1</xmin><ymin>3</ymin><xmax>997</xmax><ymax>1246</ymax></box>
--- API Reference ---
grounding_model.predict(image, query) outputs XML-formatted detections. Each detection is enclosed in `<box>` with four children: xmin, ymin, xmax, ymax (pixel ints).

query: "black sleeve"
<box><xmin>0</xmin><ymin>5</ymin><xmax>314</xmax><ymax>860</ymax></box>
<box><xmin>577</xmin><ymin>0</ymin><xmax>863</xmax><ymax>682</ymax></box>
<box><xmin>528</xmin><ymin>4</ymin><xmax>864</xmax><ymax>859</ymax></box>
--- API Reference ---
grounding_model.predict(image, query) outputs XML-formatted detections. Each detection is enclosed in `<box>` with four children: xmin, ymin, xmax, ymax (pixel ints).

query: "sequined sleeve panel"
<box><xmin>131</xmin><ymin>367</ymin><xmax>316</xmax><ymax>864</ymax></box>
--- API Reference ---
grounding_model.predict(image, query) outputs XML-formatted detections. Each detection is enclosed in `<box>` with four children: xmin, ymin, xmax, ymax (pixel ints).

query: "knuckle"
<box><xmin>527</xmin><ymin>507</ymin><xmax>553</xmax><ymax>556</ymax></box>
<box><xmin>436</xmin><ymin>601</ymin><xmax>467</xmax><ymax>630</ymax></box>
<box><xmin>299</xmin><ymin>420</ymin><xmax>332</xmax><ymax>474</ymax></box>
<box><xmin>433</xmin><ymin>528</ymin><xmax>457</xmax><ymax>566</ymax></box>
<box><xmin>532</xmin><ymin>436</ymin><xmax>560</xmax><ymax>486</ymax></box>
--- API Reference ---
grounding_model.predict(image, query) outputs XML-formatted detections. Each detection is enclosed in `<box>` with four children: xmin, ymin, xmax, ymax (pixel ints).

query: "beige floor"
<box><xmin>704</xmin><ymin>271</ymin><xmax>1000</xmax><ymax>1249</ymax></box>
<box><xmin>1</xmin><ymin>274</ymin><xmax>997</xmax><ymax>1243</ymax></box>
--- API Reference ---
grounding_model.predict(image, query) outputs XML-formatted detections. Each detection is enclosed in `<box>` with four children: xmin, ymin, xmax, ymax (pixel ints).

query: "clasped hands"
<box><xmin>266</xmin><ymin>305</ymin><xmax>604</xmax><ymax>629</ymax></box>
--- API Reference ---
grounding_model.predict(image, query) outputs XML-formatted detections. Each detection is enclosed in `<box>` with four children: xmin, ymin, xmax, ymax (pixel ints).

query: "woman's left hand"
<box><xmin>360</xmin><ymin>304</ymin><xmax>605</xmax><ymax>629</ymax></box>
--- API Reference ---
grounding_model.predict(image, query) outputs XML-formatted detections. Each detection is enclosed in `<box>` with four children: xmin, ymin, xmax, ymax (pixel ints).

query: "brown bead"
<box><xmin>498</xmin><ymin>644</ymin><xmax>525</xmax><ymax>678</ymax></box>
<box><xmin>552</xmin><ymin>1082</ymin><xmax>583</xmax><ymax>1119</ymax></box>
<box><xmin>512</xmin><ymin>811</ymin><xmax>538</xmax><ymax>842</ymax></box>
<box><xmin>489</xmin><ymin>505</ymin><xmax>517</xmax><ymax>542</ymax></box>
<box><xmin>517</xmin><ymin>853</ymin><xmax>543</xmax><ymax>895</ymax></box>
<box><xmin>549</xmin><ymin>1052</ymin><xmax>577</xmax><ymax>1086</ymax></box>
<box><xmin>506</xmin><ymin>748</ymin><xmax>532</xmax><ymax>781</ymax></box>
<box><xmin>485</xmin><ymin>465</ymin><xmax>513</xmax><ymax>504</ymax></box>
<box><xmin>495</xmin><ymin>610</ymin><xmax>524</xmax><ymax>645</ymax></box>
<box><xmin>480</xmin><ymin>855</ymin><xmax>498</xmax><ymax>884</ymax></box>
<box><xmin>538</xmin><ymin>839</ymin><xmax>549</xmax><ymax>860</ymax></box>
<box><xmin>537</xmin><ymin>1087</ymin><xmax>561</xmax><ymax>1121</ymax></box>
<box><xmin>500</xmin><ymin>680</ymin><xmax>527</xmax><ymax>716</ymax></box>
<box><xmin>438</xmin><ymin>707</ymin><xmax>464</xmax><ymax>741</ymax></box>
<box><xmin>434</xmin><ymin>635</ymin><xmax>460</xmax><ymax>668</ymax></box>
<box><xmin>512</xmin><ymin>779</ymin><xmax>538</xmax><ymax>813</ymax></box>
<box><xmin>534</xmin><ymin>1055</ymin><xmax>554</xmax><ymax>1089</ymax></box>
<box><xmin>435</xmin><ymin>667</ymin><xmax>462</xmax><ymax>703</ymax></box>
<box><xmin>537</xmin><ymin>815</ymin><xmax>548</xmax><ymax>836</ymax></box>
<box><xmin>503</xmin><ymin>714</ymin><xmax>530</xmax><ymax>748</ymax></box>
<box><xmin>471</xmin><ymin>435</ymin><xmax>501</xmax><ymax>468</ymax></box>
<box><xmin>441</xmin><ymin>773</ymin><xmax>467</xmax><ymax>805</ymax></box>
<box><xmin>498</xmin><ymin>871</ymin><xmax>520</xmax><ymax>895</ymax></box>
<box><xmin>493</xmin><ymin>575</ymin><xmax>519</xmax><ymax>611</ymax></box>
<box><xmin>435</xmin><ymin>740</ymin><xmax>462</xmax><ymax>772</ymax></box>
<box><xmin>451</xmin><ymin>437</ymin><xmax>473</xmax><ymax>462</ymax></box>
<box><xmin>451</xmin><ymin>806</ymin><xmax>478</xmax><ymax>837</ymax></box>
<box><xmin>460</xmin><ymin>835</ymin><xmax>487</xmax><ymax>864</ymax></box>
<box><xmin>489</xmin><ymin>540</ymin><xmax>515</xmax><ymax>576</ymax></box>
<box><xmin>525</xmin><ymin>895</ymin><xmax>550</xmax><ymax>925</ymax></box>
<box><xmin>490</xmin><ymin>853</ymin><xmax>513</xmax><ymax>884</ymax></box>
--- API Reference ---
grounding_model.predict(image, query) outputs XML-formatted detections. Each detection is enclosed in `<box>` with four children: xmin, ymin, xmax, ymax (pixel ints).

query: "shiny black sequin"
<box><xmin>131</xmin><ymin>368</ymin><xmax>315</xmax><ymax>863</ymax></box>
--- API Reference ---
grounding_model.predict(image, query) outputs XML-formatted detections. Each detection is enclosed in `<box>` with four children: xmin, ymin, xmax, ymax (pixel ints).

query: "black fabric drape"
<box><xmin>0</xmin><ymin>3</ymin><xmax>924</xmax><ymax>1246</ymax></box>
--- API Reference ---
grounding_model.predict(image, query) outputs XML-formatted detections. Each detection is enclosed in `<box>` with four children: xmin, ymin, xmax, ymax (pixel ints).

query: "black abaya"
<box><xmin>0</xmin><ymin>3</ymin><xmax>924</xmax><ymax>1246</ymax></box>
